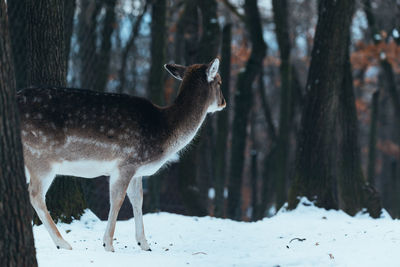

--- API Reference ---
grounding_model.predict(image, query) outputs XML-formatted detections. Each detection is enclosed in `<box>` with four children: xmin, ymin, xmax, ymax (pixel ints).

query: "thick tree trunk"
<box><xmin>336</xmin><ymin>47</ymin><xmax>365</xmax><ymax>215</ymax></box>
<box><xmin>288</xmin><ymin>0</ymin><xmax>356</xmax><ymax>211</ymax></box>
<box><xmin>147</xmin><ymin>0</ymin><xmax>167</xmax><ymax>211</ymax></box>
<box><xmin>27</xmin><ymin>0</ymin><xmax>86</xmax><ymax>224</ymax></box>
<box><xmin>272</xmin><ymin>0</ymin><xmax>292</xmax><ymax>209</ymax></box>
<box><xmin>214</xmin><ymin>23</ymin><xmax>232</xmax><ymax>217</ymax></box>
<box><xmin>0</xmin><ymin>0</ymin><xmax>38</xmax><ymax>264</ymax></box>
<box><xmin>228</xmin><ymin>0</ymin><xmax>267</xmax><ymax>220</ymax></box>
<box><xmin>7</xmin><ymin>0</ymin><xmax>28</xmax><ymax>89</ymax></box>
<box><xmin>27</xmin><ymin>0</ymin><xmax>66</xmax><ymax>85</ymax></box>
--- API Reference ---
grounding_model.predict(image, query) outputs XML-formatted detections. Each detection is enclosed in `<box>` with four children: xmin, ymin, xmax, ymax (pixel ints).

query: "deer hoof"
<box><xmin>55</xmin><ymin>239</ymin><xmax>72</xmax><ymax>250</ymax></box>
<box><xmin>103</xmin><ymin>243</ymin><xmax>115</xmax><ymax>252</ymax></box>
<box><xmin>138</xmin><ymin>240</ymin><xmax>150</xmax><ymax>251</ymax></box>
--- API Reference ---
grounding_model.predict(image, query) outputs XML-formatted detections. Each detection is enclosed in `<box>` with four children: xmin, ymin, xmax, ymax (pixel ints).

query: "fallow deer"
<box><xmin>17</xmin><ymin>58</ymin><xmax>225</xmax><ymax>252</ymax></box>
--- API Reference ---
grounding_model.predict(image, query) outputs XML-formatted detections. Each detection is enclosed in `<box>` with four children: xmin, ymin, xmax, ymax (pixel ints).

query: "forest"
<box><xmin>0</xmin><ymin>0</ymin><xmax>399</xmax><ymax>266</ymax></box>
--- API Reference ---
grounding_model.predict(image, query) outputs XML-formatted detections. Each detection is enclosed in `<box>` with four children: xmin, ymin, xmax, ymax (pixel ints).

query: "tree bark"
<box><xmin>288</xmin><ymin>0</ymin><xmax>356</xmax><ymax>211</ymax></box>
<box><xmin>336</xmin><ymin>45</ymin><xmax>365</xmax><ymax>215</ymax></box>
<box><xmin>27</xmin><ymin>0</ymin><xmax>66</xmax><ymax>85</ymax></box>
<box><xmin>228</xmin><ymin>0</ymin><xmax>267</xmax><ymax>220</ymax></box>
<box><xmin>214</xmin><ymin>23</ymin><xmax>232</xmax><ymax>217</ymax></box>
<box><xmin>7</xmin><ymin>0</ymin><xmax>28</xmax><ymax>89</ymax></box>
<box><xmin>0</xmin><ymin>0</ymin><xmax>38</xmax><ymax>264</ymax></box>
<box><xmin>27</xmin><ymin>0</ymin><xmax>86</xmax><ymax>224</ymax></box>
<box><xmin>147</xmin><ymin>0</ymin><xmax>167</xmax><ymax>211</ymax></box>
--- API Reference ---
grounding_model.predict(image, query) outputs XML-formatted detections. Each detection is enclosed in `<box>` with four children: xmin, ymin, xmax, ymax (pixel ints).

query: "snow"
<box><xmin>34</xmin><ymin>198</ymin><xmax>399</xmax><ymax>267</ymax></box>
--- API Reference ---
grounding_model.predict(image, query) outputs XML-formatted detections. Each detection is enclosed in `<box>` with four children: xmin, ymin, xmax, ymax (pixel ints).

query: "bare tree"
<box><xmin>147</xmin><ymin>0</ymin><xmax>167</xmax><ymax>211</ymax></box>
<box><xmin>214</xmin><ymin>23</ymin><xmax>232</xmax><ymax>217</ymax></box>
<box><xmin>228</xmin><ymin>0</ymin><xmax>267</xmax><ymax>220</ymax></box>
<box><xmin>272</xmin><ymin>0</ymin><xmax>292</xmax><ymax>209</ymax></box>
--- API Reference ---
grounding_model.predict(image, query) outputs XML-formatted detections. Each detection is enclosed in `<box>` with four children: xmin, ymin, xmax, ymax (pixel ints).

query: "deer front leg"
<box><xmin>29</xmin><ymin>172</ymin><xmax>72</xmax><ymax>250</ymax></box>
<box><xmin>127</xmin><ymin>176</ymin><xmax>151</xmax><ymax>251</ymax></box>
<box><xmin>103</xmin><ymin>170</ymin><xmax>132</xmax><ymax>252</ymax></box>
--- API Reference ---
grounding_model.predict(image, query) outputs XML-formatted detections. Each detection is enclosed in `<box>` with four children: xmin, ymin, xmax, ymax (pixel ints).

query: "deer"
<box><xmin>17</xmin><ymin>58</ymin><xmax>225</xmax><ymax>252</ymax></box>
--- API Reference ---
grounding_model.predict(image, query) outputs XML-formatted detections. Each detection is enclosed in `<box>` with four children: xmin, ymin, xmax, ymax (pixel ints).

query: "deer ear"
<box><xmin>206</xmin><ymin>58</ymin><xmax>220</xmax><ymax>82</ymax></box>
<box><xmin>164</xmin><ymin>64</ymin><xmax>186</xmax><ymax>80</ymax></box>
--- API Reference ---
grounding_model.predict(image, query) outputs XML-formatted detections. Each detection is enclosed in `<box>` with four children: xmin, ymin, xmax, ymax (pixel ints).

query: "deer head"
<box><xmin>164</xmin><ymin>58</ymin><xmax>226</xmax><ymax>114</ymax></box>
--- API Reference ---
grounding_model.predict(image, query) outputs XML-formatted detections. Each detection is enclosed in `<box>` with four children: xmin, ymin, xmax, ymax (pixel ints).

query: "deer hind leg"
<box><xmin>103</xmin><ymin>170</ymin><xmax>132</xmax><ymax>252</ymax></box>
<box><xmin>28</xmin><ymin>169</ymin><xmax>72</xmax><ymax>250</ymax></box>
<box><xmin>127</xmin><ymin>176</ymin><xmax>150</xmax><ymax>251</ymax></box>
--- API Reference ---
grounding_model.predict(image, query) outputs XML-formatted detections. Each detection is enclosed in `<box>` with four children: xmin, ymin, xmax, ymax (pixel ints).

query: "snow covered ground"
<box><xmin>34</xmin><ymin>198</ymin><xmax>399</xmax><ymax>267</ymax></box>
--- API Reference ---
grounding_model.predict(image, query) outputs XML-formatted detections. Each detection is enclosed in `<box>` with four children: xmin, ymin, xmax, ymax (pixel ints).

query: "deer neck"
<box><xmin>164</xmin><ymin>82</ymin><xmax>209</xmax><ymax>154</ymax></box>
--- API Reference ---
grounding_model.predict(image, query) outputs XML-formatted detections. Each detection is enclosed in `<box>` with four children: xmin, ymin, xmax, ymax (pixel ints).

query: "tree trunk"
<box><xmin>228</xmin><ymin>0</ymin><xmax>267</xmax><ymax>220</ymax></box>
<box><xmin>336</xmin><ymin>45</ymin><xmax>365</xmax><ymax>215</ymax></box>
<box><xmin>175</xmin><ymin>0</ymin><xmax>206</xmax><ymax>216</ymax></box>
<box><xmin>175</xmin><ymin>0</ymin><xmax>199</xmax><ymax>65</ymax></box>
<box><xmin>147</xmin><ymin>0</ymin><xmax>167</xmax><ymax>212</ymax></box>
<box><xmin>64</xmin><ymin>0</ymin><xmax>76</xmax><ymax>74</ymax></box>
<box><xmin>362</xmin><ymin>0</ymin><xmax>395</xmax><ymax>216</ymax></box>
<box><xmin>214</xmin><ymin>23</ymin><xmax>232</xmax><ymax>217</ymax></box>
<box><xmin>250</xmin><ymin>109</ymin><xmax>259</xmax><ymax>221</ymax></box>
<box><xmin>93</xmin><ymin>0</ymin><xmax>117</xmax><ymax>92</ymax></box>
<box><xmin>367</xmin><ymin>90</ymin><xmax>379</xmax><ymax>185</ymax></box>
<box><xmin>272</xmin><ymin>0</ymin><xmax>292</xmax><ymax>209</ymax></box>
<box><xmin>7</xmin><ymin>0</ymin><xmax>28</xmax><ymax>89</ymax></box>
<box><xmin>255</xmin><ymin>73</ymin><xmax>277</xmax><ymax>220</ymax></box>
<box><xmin>27</xmin><ymin>0</ymin><xmax>86</xmax><ymax>224</ymax></box>
<box><xmin>77</xmin><ymin>0</ymin><xmax>102</xmax><ymax>89</ymax></box>
<box><xmin>27</xmin><ymin>0</ymin><xmax>66</xmax><ymax>85</ymax></box>
<box><xmin>118</xmin><ymin>1</ymin><xmax>148</xmax><ymax>93</ymax></box>
<box><xmin>288</xmin><ymin>0</ymin><xmax>355</xmax><ymax>211</ymax></box>
<box><xmin>195</xmin><ymin>0</ymin><xmax>221</xmax><ymax>215</ymax></box>
<box><xmin>0</xmin><ymin>0</ymin><xmax>38</xmax><ymax>264</ymax></box>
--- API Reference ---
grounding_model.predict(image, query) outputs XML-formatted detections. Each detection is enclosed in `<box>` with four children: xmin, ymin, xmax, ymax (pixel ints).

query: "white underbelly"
<box><xmin>135</xmin><ymin>153</ymin><xmax>179</xmax><ymax>177</ymax></box>
<box><xmin>53</xmin><ymin>159</ymin><xmax>119</xmax><ymax>178</ymax></box>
